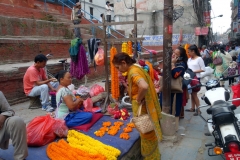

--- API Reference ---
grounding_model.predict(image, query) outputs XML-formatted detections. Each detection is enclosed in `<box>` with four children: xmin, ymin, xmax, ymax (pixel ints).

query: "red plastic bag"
<box><xmin>89</xmin><ymin>84</ymin><xmax>104</xmax><ymax>97</ymax></box>
<box><xmin>83</xmin><ymin>98</ymin><xmax>93</xmax><ymax>111</ymax></box>
<box><xmin>94</xmin><ymin>48</ymin><xmax>104</xmax><ymax>66</ymax></box>
<box><xmin>232</xmin><ymin>84</ymin><xmax>240</xmax><ymax>107</ymax></box>
<box><xmin>27</xmin><ymin>115</ymin><xmax>56</xmax><ymax>146</ymax></box>
<box><xmin>52</xmin><ymin>119</ymin><xmax>69</xmax><ymax>138</ymax></box>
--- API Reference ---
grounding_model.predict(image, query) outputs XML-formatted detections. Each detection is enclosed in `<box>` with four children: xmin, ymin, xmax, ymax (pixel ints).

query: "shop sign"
<box><xmin>195</xmin><ymin>27</ymin><xmax>209</xmax><ymax>36</ymax></box>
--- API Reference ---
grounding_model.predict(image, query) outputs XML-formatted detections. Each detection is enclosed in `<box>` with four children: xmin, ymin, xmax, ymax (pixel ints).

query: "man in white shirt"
<box><xmin>229</xmin><ymin>46</ymin><xmax>238</xmax><ymax>58</ymax></box>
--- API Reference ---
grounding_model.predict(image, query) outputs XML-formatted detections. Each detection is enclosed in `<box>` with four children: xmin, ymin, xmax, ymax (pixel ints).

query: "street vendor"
<box><xmin>23</xmin><ymin>54</ymin><xmax>59</xmax><ymax>112</ymax></box>
<box><xmin>112</xmin><ymin>52</ymin><xmax>162</xmax><ymax>159</ymax></box>
<box><xmin>0</xmin><ymin>91</ymin><xmax>28</xmax><ymax>160</ymax></box>
<box><xmin>55</xmin><ymin>70</ymin><xmax>92</xmax><ymax>128</ymax></box>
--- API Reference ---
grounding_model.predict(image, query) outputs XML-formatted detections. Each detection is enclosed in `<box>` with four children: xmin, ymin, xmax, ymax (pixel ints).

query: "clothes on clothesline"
<box><xmin>87</xmin><ymin>38</ymin><xmax>101</xmax><ymax>70</ymax></box>
<box><xmin>69</xmin><ymin>38</ymin><xmax>82</xmax><ymax>62</ymax></box>
<box><xmin>70</xmin><ymin>44</ymin><xmax>89</xmax><ymax>80</ymax></box>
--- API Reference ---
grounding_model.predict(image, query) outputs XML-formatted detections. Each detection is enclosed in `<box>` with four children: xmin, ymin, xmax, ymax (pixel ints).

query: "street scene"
<box><xmin>0</xmin><ymin>0</ymin><xmax>239</xmax><ymax>160</ymax></box>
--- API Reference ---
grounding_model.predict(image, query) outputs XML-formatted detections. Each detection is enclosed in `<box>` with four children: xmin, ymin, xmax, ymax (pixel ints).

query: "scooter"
<box><xmin>186</xmin><ymin>74</ymin><xmax>240</xmax><ymax>159</ymax></box>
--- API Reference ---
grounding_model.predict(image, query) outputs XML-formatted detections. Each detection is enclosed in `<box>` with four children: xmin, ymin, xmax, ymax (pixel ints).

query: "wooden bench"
<box><xmin>28</xmin><ymin>96</ymin><xmax>41</xmax><ymax>109</ymax></box>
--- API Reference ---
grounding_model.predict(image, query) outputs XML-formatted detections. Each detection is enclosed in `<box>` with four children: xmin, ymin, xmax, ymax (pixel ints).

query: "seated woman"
<box><xmin>55</xmin><ymin>70</ymin><xmax>92</xmax><ymax>128</ymax></box>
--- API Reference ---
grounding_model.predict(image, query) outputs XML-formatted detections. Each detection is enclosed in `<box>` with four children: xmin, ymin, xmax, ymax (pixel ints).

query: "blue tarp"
<box><xmin>0</xmin><ymin>116</ymin><xmax>140</xmax><ymax>160</ymax></box>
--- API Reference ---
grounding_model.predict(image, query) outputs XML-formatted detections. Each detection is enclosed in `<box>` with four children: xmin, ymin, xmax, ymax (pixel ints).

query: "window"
<box><xmin>89</xmin><ymin>0</ymin><xmax>92</xmax><ymax>2</ymax></box>
<box><xmin>90</xmin><ymin>7</ymin><xmax>93</xmax><ymax>19</ymax></box>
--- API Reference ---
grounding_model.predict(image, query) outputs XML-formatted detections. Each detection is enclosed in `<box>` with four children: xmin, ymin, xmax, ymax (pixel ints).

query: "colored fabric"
<box><xmin>87</xmin><ymin>38</ymin><xmax>101</xmax><ymax>70</ymax></box>
<box><xmin>56</xmin><ymin>87</ymin><xmax>76</xmax><ymax>119</ymax></box>
<box><xmin>70</xmin><ymin>45</ymin><xmax>90</xmax><ymax>80</ymax></box>
<box><xmin>64</xmin><ymin>111</ymin><xmax>92</xmax><ymax>128</ymax></box>
<box><xmin>72</xmin><ymin>113</ymin><xmax>103</xmax><ymax>132</ymax></box>
<box><xmin>69</xmin><ymin>38</ymin><xmax>82</xmax><ymax>62</ymax></box>
<box><xmin>145</xmin><ymin>61</ymin><xmax>154</xmax><ymax>81</ymax></box>
<box><xmin>23</xmin><ymin>65</ymin><xmax>47</xmax><ymax>95</ymax></box>
<box><xmin>127</xmin><ymin>65</ymin><xmax>162</xmax><ymax>159</ymax></box>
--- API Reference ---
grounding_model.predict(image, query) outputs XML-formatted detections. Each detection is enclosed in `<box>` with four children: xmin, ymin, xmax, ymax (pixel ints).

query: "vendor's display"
<box><xmin>107</xmin><ymin>103</ymin><xmax>119</xmax><ymax>115</ymax></box>
<box><xmin>67</xmin><ymin>130</ymin><xmax>121</xmax><ymax>160</ymax></box>
<box><xmin>89</xmin><ymin>84</ymin><xmax>105</xmax><ymax>97</ymax></box>
<box><xmin>47</xmin><ymin>139</ymin><xmax>106</xmax><ymax>160</ymax></box>
<box><xmin>110</xmin><ymin>46</ymin><xmax>120</xmax><ymax>99</ymax></box>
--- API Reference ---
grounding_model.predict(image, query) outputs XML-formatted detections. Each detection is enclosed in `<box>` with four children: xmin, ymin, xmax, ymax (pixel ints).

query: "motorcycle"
<box><xmin>185</xmin><ymin>74</ymin><xmax>240</xmax><ymax>159</ymax></box>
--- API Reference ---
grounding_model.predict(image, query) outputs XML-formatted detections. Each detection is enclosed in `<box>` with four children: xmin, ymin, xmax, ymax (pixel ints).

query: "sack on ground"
<box><xmin>89</xmin><ymin>84</ymin><xmax>105</xmax><ymax>97</ymax></box>
<box><xmin>27</xmin><ymin>115</ymin><xmax>56</xmax><ymax>146</ymax></box>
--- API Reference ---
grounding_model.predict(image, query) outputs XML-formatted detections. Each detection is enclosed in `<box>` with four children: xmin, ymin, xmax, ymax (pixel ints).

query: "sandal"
<box><xmin>193</xmin><ymin>109</ymin><xmax>201</xmax><ymax>116</ymax></box>
<box><xmin>185</xmin><ymin>108</ymin><xmax>195</xmax><ymax>112</ymax></box>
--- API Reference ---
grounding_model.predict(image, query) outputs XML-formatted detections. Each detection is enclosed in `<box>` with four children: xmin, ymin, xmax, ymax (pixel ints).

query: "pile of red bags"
<box><xmin>27</xmin><ymin>115</ymin><xmax>68</xmax><ymax>147</ymax></box>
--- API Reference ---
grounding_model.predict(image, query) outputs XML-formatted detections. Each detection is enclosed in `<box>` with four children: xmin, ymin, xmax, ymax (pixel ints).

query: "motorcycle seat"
<box><xmin>211</xmin><ymin>106</ymin><xmax>236</xmax><ymax>125</ymax></box>
<box><xmin>207</xmin><ymin>100</ymin><xmax>236</xmax><ymax>115</ymax></box>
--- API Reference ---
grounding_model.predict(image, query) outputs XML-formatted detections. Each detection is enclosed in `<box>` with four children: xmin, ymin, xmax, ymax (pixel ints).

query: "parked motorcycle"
<box><xmin>186</xmin><ymin>74</ymin><xmax>240</xmax><ymax>159</ymax></box>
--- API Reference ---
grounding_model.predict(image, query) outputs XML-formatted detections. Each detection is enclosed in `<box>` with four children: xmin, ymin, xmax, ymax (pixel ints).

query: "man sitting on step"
<box><xmin>0</xmin><ymin>91</ymin><xmax>28</xmax><ymax>160</ymax></box>
<box><xmin>23</xmin><ymin>54</ymin><xmax>59</xmax><ymax>112</ymax></box>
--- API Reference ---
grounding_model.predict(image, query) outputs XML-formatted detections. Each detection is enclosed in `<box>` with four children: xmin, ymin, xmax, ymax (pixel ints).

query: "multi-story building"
<box><xmin>229</xmin><ymin>0</ymin><xmax>240</xmax><ymax>44</ymax></box>
<box><xmin>112</xmin><ymin>0</ymin><xmax>211</xmax><ymax>47</ymax></box>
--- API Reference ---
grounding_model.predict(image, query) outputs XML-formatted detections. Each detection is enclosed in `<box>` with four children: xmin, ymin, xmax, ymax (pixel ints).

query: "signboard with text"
<box><xmin>142</xmin><ymin>34</ymin><xmax>195</xmax><ymax>46</ymax></box>
<box><xmin>195</xmin><ymin>27</ymin><xmax>209</xmax><ymax>36</ymax></box>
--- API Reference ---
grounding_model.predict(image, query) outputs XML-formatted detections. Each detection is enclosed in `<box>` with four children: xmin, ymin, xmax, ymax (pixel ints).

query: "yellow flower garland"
<box><xmin>121</xmin><ymin>42</ymin><xmax>128</xmax><ymax>53</ymax></box>
<box><xmin>67</xmin><ymin>130</ymin><xmax>121</xmax><ymax>160</ymax></box>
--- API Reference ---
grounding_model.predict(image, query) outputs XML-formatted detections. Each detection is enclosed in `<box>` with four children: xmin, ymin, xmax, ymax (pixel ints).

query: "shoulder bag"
<box><xmin>171</xmin><ymin>66</ymin><xmax>185</xmax><ymax>93</ymax></box>
<box><xmin>213</xmin><ymin>52</ymin><xmax>223</xmax><ymax>65</ymax></box>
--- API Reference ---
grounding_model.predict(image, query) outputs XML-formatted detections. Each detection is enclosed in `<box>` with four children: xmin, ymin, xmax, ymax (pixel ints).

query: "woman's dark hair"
<box><xmin>55</xmin><ymin>70</ymin><xmax>68</xmax><ymax>82</ymax></box>
<box><xmin>100</xmin><ymin>13</ymin><xmax>103</xmax><ymax>18</ymax></box>
<box><xmin>112</xmin><ymin>52</ymin><xmax>136</xmax><ymax>65</ymax></box>
<box><xmin>34</xmin><ymin>54</ymin><xmax>48</xmax><ymax>63</ymax></box>
<box><xmin>219</xmin><ymin>45</ymin><xmax>226</xmax><ymax>55</ymax></box>
<box><xmin>177</xmin><ymin>46</ymin><xmax>188</xmax><ymax>69</ymax></box>
<box><xmin>106</xmin><ymin>1</ymin><xmax>110</xmax><ymax>5</ymax></box>
<box><xmin>188</xmin><ymin>45</ymin><xmax>201</xmax><ymax>57</ymax></box>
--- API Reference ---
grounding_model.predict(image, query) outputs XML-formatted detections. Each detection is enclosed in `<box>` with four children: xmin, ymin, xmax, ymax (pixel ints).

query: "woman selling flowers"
<box><xmin>55</xmin><ymin>70</ymin><xmax>92</xmax><ymax>127</ymax></box>
<box><xmin>112</xmin><ymin>52</ymin><xmax>162</xmax><ymax>159</ymax></box>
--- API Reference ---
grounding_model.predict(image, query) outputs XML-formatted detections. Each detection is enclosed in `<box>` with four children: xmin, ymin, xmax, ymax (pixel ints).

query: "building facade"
<box><xmin>112</xmin><ymin>0</ymin><xmax>211</xmax><ymax>47</ymax></box>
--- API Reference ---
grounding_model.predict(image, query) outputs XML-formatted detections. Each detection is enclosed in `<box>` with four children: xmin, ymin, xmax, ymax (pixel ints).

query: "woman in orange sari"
<box><xmin>112</xmin><ymin>52</ymin><xmax>162</xmax><ymax>160</ymax></box>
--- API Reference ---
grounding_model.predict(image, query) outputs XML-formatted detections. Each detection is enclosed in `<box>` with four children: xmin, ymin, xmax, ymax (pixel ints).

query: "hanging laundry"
<box><xmin>70</xmin><ymin>44</ymin><xmax>90</xmax><ymax>80</ymax></box>
<box><xmin>69</xmin><ymin>38</ymin><xmax>82</xmax><ymax>62</ymax></box>
<box><xmin>87</xmin><ymin>38</ymin><xmax>101</xmax><ymax>69</ymax></box>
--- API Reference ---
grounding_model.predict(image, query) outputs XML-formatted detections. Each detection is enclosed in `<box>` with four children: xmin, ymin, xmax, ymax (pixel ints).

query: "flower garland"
<box><xmin>121</xmin><ymin>42</ymin><xmax>128</xmax><ymax>53</ymax></box>
<box><xmin>127</xmin><ymin>41</ymin><xmax>132</xmax><ymax>55</ymax></box>
<box><xmin>110</xmin><ymin>46</ymin><xmax>120</xmax><ymax>99</ymax></box>
<box><xmin>46</xmin><ymin>139</ymin><xmax>106</xmax><ymax>160</ymax></box>
<box><xmin>67</xmin><ymin>130</ymin><xmax>121</xmax><ymax>160</ymax></box>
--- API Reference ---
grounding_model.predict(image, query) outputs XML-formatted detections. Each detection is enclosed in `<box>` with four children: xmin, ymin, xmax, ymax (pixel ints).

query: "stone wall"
<box><xmin>0</xmin><ymin>39</ymin><xmax>71</xmax><ymax>64</ymax></box>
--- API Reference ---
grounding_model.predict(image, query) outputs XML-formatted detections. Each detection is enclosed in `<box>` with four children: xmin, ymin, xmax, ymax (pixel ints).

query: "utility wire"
<box><xmin>123</xmin><ymin>0</ymin><xmax>133</xmax><ymax>9</ymax></box>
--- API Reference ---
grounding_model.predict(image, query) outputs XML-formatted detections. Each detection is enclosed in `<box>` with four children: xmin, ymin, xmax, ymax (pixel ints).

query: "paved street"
<box><xmin>160</xmin><ymin>80</ymin><xmax>239</xmax><ymax>160</ymax></box>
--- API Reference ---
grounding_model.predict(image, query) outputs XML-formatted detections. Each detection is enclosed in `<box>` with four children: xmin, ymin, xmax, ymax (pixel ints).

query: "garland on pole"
<box><xmin>121</xmin><ymin>42</ymin><xmax>128</xmax><ymax>53</ymax></box>
<box><xmin>110</xmin><ymin>46</ymin><xmax>120</xmax><ymax>99</ymax></box>
<box><xmin>127</xmin><ymin>41</ymin><xmax>132</xmax><ymax>55</ymax></box>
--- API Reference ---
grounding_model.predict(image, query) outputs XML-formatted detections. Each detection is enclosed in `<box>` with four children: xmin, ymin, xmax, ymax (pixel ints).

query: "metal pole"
<box><xmin>162</xmin><ymin>0</ymin><xmax>173</xmax><ymax>114</ymax></box>
<box><xmin>134</xmin><ymin>0</ymin><xmax>138</xmax><ymax>59</ymax></box>
<box><xmin>102</xmin><ymin>14</ymin><xmax>110</xmax><ymax>111</ymax></box>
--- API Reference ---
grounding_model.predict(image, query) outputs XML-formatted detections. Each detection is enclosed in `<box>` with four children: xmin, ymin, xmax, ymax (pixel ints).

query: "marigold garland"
<box><xmin>110</xmin><ymin>46</ymin><xmax>120</xmax><ymax>99</ymax></box>
<box><xmin>123</xmin><ymin>127</ymin><xmax>132</xmax><ymax>133</ymax></box>
<box><xmin>121</xmin><ymin>42</ymin><xmax>128</xmax><ymax>53</ymax></box>
<box><xmin>67</xmin><ymin>130</ymin><xmax>121</xmax><ymax>160</ymax></box>
<box><xmin>102</xmin><ymin>121</ymin><xmax>111</xmax><ymax>127</ymax></box>
<box><xmin>46</xmin><ymin>139</ymin><xmax>106</xmax><ymax>160</ymax></box>
<box><xmin>127</xmin><ymin>41</ymin><xmax>132</xmax><ymax>55</ymax></box>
